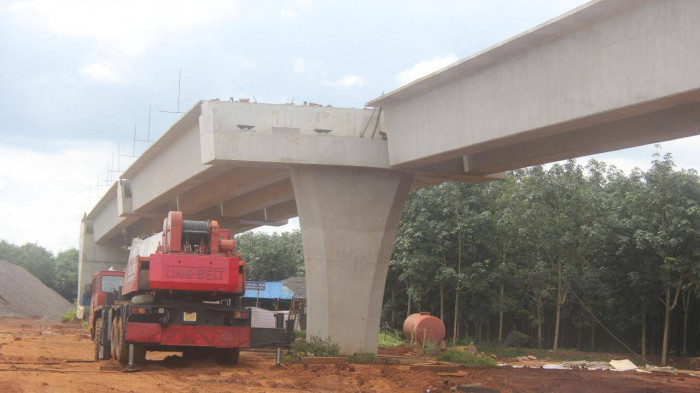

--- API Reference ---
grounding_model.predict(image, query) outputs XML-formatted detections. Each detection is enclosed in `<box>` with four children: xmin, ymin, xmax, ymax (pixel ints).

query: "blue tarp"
<box><xmin>243</xmin><ymin>281</ymin><xmax>295</xmax><ymax>300</ymax></box>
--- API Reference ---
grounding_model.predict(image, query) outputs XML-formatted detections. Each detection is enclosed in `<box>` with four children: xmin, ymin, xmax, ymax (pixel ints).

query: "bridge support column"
<box><xmin>77</xmin><ymin>218</ymin><xmax>128</xmax><ymax>309</ymax></box>
<box><xmin>290</xmin><ymin>165</ymin><xmax>413</xmax><ymax>354</ymax></box>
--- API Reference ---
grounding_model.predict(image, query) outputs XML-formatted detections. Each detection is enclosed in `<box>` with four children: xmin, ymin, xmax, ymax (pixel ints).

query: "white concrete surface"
<box><xmin>291</xmin><ymin>165</ymin><xmax>413</xmax><ymax>354</ymax></box>
<box><xmin>369</xmin><ymin>0</ymin><xmax>700</xmax><ymax>172</ymax></box>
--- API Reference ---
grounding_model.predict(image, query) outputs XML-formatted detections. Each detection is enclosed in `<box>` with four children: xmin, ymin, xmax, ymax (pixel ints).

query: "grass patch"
<box><xmin>378</xmin><ymin>329</ymin><xmax>404</xmax><ymax>347</ymax></box>
<box><xmin>419</xmin><ymin>341</ymin><xmax>441</xmax><ymax>356</ymax></box>
<box><xmin>286</xmin><ymin>335</ymin><xmax>339</xmax><ymax>361</ymax></box>
<box><xmin>346</xmin><ymin>352</ymin><xmax>378</xmax><ymax>363</ymax></box>
<box><xmin>61</xmin><ymin>310</ymin><xmax>77</xmax><ymax>323</ymax></box>
<box><xmin>294</xmin><ymin>330</ymin><xmax>306</xmax><ymax>340</ymax></box>
<box><xmin>437</xmin><ymin>349</ymin><xmax>497</xmax><ymax>366</ymax></box>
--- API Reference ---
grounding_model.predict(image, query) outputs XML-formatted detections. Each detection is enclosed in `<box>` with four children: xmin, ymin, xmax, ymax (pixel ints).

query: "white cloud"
<box><xmin>10</xmin><ymin>0</ymin><xmax>243</xmax><ymax>81</ymax></box>
<box><xmin>293</xmin><ymin>59</ymin><xmax>364</xmax><ymax>87</ymax></box>
<box><xmin>251</xmin><ymin>217</ymin><xmax>300</xmax><ymax>235</ymax></box>
<box><xmin>79</xmin><ymin>62</ymin><xmax>123</xmax><ymax>83</ymax></box>
<box><xmin>293</xmin><ymin>58</ymin><xmax>328</xmax><ymax>83</ymax></box>
<box><xmin>331</xmin><ymin>74</ymin><xmax>366</xmax><ymax>88</ymax></box>
<box><xmin>293</xmin><ymin>58</ymin><xmax>323</xmax><ymax>75</ymax></box>
<box><xmin>0</xmin><ymin>141</ymin><xmax>114</xmax><ymax>252</ymax></box>
<box><xmin>279</xmin><ymin>0</ymin><xmax>312</xmax><ymax>20</ymax></box>
<box><xmin>396</xmin><ymin>53</ymin><xmax>459</xmax><ymax>86</ymax></box>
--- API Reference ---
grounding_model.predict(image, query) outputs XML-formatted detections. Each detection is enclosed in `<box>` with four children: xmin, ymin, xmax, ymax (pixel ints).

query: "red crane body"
<box><xmin>90</xmin><ymin>211</ymin><xmax>251</xmax><ymax>365</ymax></box>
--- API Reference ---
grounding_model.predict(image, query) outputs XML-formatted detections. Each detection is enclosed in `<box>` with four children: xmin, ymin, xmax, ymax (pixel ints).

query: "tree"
<box><xmin>633</xmin><ymin>152</ymin><xmax>700</xmax><ymax>366</ymax></box>
<box><xmin>235</xmin><ymin>230</ymin><xmax>304</xmax><ymax>281</ymax></box>
<box><xmin>54</xmin><ymin>249</ymin><xmax>79</xmax><ymax>302</ymax></box>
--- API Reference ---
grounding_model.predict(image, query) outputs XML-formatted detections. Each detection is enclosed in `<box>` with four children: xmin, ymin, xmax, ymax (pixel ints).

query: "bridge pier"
<box><xmin>290</xmin><ymin>165</ymin><xmax>413</xmax><ymax>354</ymax></box>
<box><xmin>77</xmin><ymin>219</ymin><xmax>128</xmax><ymax>305</ymax></box>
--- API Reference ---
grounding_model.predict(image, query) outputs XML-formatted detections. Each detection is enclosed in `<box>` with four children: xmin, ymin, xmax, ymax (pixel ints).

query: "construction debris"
<box><xmin>301</xmin><ymin>357</ymin><xmax>345</xmax><ymax>366</ymax></box>
<box><xmin>609</xmin><ymin>359</ymin><xmax>638</xmax><ymax>372</ymax></box>
<box><xmin>644</xmin><ymin>364</ymin><xmax>676</xmax><ymax>373</ymax></box>
<box><xmin>451</xmin><ymin>383</ymin><xmax>501</xmax><ymax>393</ymax></box>
<box><xmin>0</xmin><ymin>260</ymin><xmax>72</xmax><ymax>320</ymax></box>
<box><xmin>410</xmin><ymin>362</ymin><xmax>459</xmax><ymax>373</ymax></box>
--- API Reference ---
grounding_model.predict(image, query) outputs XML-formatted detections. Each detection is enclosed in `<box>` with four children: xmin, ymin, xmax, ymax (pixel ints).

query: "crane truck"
<box><xmin>87</xmin><ymin>211</ymin><xmax>260</xmax><ymax>366</ymax></box>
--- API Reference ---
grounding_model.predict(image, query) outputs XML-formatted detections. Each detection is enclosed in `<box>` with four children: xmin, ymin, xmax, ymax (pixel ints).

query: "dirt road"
<box><xmin>0</xmin><ymin>317</ymin><xmax>697</xmax><ymax>392</ymax></box>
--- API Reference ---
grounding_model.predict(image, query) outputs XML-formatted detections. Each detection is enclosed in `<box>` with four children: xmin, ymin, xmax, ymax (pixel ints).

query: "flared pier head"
<box><xmin>81</xmin><ymin>0</ymin><xmax>700</xmax><ymax>354</ymax></box>
<box><xmin>291</xmin><ymin>166</ymin><xmax>414</xmax><ymax>353</ymax></box>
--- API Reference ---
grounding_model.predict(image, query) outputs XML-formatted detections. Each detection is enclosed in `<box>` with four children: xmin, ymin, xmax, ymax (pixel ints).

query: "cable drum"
<box><xmin>181</xmin><ymin>220</ymin><xmax>210</xmax><ymax>246</ymax></box>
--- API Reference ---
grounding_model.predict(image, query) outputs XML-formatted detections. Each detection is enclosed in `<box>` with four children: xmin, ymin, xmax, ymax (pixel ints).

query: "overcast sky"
<box><xmin>1</xmin><ymin>0</ymin><xmax>699</xmax><ymax>253</ymax></box>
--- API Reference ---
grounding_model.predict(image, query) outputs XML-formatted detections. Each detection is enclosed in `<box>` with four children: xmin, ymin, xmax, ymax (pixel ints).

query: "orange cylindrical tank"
<box><xmin>403</xmin><ymin>312</ymin><xmax>446</xmax><ymax>344</ymax></box>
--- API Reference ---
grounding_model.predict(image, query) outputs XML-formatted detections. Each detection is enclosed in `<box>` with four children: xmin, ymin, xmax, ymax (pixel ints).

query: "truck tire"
<box><xmin>112</xmin><ymin>315</ymin><xmax>146</xmax><ymax>364</ymax></box>
<box><xmin>94</xmin><ymin>317</ymin><xmax>111</xmax><ymax>360</ymax></box>
<box><xmin>183</xmin><ymin>347</ymin><xmax>212</xmax><ymax>360</ymax></box>
<box><xmin>214</xmin><ymin>348</ymin><xmax>240</xmax><ymax>365</ymax></box>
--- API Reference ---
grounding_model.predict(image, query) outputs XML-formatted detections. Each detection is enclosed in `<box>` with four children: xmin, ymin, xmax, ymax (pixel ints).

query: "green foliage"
<box><xmin>54</xmin><ymin>249</ymin><xmax>79</xmax><ymax>302</ymax></box>
<box><xmin>383</xmin><ymin>150</ymin><xmax>700</xmax><ymax>359</ymax></box>
<box><xmin>378</xmin><ymin>329</ymin><xmax>404</xmax><ymax>347</ymax></box>
<box><xmin>0</xmin><ymin>240</ymin><xmax>79</xmax><ymax>303</ymax></box>
<box><xmin>294</xmin><ymin>330</ymin><xmax>306</xmax><ymax>339</ymax></box>
<box><xmin>290</xmin><ymin>336</ymin><xmax>340</xmax><ymax>357</ymax></box>
<box><xmin>420</xmin><ymin>341</ymin><xmax>440</xmax><ymax>356</ymax></box>
<box><xmin>437</xmin><ymin>349</ymin><xmax>496</xmax><ymax>366</ymax></box>
<box><xmin>346</xmin><ymin>352</ymin><xmax>378</xmax><ymax>363</ymax></box>
<box><xmin>61</xmin><ymin>310</ymin><xmax>77</xmax><ymax>323</ymax></box>
<box><xmin>235</xmin><ymin>230</ymin><xmax>304</xmax><ymax>281</ymax></box>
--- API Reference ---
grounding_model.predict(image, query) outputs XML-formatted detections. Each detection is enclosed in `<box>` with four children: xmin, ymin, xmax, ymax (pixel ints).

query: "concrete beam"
<box><xmin>291</xmin><ymin>165</ymin><xmax>413</xmax><ymax>354</ymax></box>
<box><xmin>221</xmin><ymin>179</ymin><xmax>295</xmax><ymax>219</ymax></box>
<box><xmin>368</xmin><ymin>0</ymin><xmax>700</xmax><ymax>168</ymax></box>
<box><xmin>264</xmin><ymin>200</ymin><xmax>298</xmax><ymax>222</ymax></box>
<box><xmin>463</xmin><ymin>101</ymin><xmax>700</xmax><ymax>175</ymax></box>
<box><xmin>177</xmin><ymin>167</ymin><xmax>289</xmax><ymax>214</ymax></box>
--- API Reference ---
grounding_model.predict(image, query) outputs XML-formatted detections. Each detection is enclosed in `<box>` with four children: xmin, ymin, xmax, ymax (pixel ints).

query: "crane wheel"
<box><xmin>214</xmin><ymin>348</ymin><xmax>240</xmax><ymax>365</ymax></box>
<box><xmin>112</xmin><ymin>315</ymin><xmax>146</xmax><ymax>364</ymax></box>
<box><xmin>94</xmin><ymin>317</ymin><xmax>111</xmax><ymax>360</ymax></box>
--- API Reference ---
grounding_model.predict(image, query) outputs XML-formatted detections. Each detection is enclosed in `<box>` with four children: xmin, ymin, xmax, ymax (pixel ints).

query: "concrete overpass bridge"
<box><xmin>79</xmin><ymin>0</ymin><xmax>700</xmax><ymax>354</ymax></box>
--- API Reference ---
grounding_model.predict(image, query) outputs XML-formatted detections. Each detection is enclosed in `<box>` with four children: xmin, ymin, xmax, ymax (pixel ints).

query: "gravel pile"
<box><xmin>0</xmin><ymin>260</ymin><xmax>73</xmax><ymax>320</ymax></box>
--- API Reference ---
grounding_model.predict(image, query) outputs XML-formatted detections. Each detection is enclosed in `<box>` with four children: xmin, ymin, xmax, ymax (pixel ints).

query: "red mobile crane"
<box><xmin>89</xmin><ymin>211</ymin><xmax>253</xmax><ymax>366</ymax></box>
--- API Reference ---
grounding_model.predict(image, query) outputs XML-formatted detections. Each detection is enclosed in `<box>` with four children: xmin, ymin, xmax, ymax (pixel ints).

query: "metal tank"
<box><xmin>403</xmin><ymin>312</ymin><xmax>446</xmax><ymax>344</ymax></box>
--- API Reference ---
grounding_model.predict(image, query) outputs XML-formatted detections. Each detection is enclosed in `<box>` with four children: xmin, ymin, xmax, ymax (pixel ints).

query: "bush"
<box><xmin>290</xmin><ymin>335</ymin><xmax>340</xmax><ymax>358</ymax></box>
<box><xmin>437</xmin><ymin>349</ymin><xmax>497</xmax><ymax>366</ymax></box>
<box><xmin>419</xmin><ymin>340</ymin><xmax>441</xmax><ymax>356</ymax></box>
<box><xmin>346</xmin><ymin>352</ymin><xmax>378</xmax><ymax>363</ymax></box>
<box><xmin>60</xmin><ymin>310</ymin><xmax>77</xmax><ymax>323</ymax></box>
<box><xmin>378</xmin><ymin>329</ymin><xmax>404</xmax><ymax>347</ymax></box>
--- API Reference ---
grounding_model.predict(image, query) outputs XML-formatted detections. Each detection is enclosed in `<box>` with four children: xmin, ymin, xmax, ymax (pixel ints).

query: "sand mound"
<box><xmin>0</xmin><ymin>260</ymin><xmax>73</xmax><ymax>320</ymax></box>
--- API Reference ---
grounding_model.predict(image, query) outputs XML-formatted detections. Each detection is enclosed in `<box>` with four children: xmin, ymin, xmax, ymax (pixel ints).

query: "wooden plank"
<box><xmin>410</xmin><ymin>364</ymin><xmax>459</xmax><ymax>372</ymax></box>
<box><xmin>437</xmin><ymin>371</ymin><xmax>467</xmax><ymax>377</ymax></box>
<box><xmin>302</xmin><ymin>357</ymin><xmax>346</xmax><ymax>365</ymax></box>
<box><xmin>454</xmin><ymin>384</ymin><xmax>501</xmax><ymax>393</ymax></box>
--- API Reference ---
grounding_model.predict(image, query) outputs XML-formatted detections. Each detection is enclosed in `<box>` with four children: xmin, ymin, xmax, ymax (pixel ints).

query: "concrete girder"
<box><xmin>220</xmin><ymin>178</ymin><xmax>295</xmax><ymax>219</ymax></box>
<box><xmin>264</xmin><ymin>200</ymin><xmax>298</xmax><ymax>222</ymax></box>
<box><xmin>177</xmin><ymin>167</ymin><xmax>289</xmax><ymax>215</ymax></box>
<box><xmin>463</xmin><ymin>100</ymin><xmax>700</xmax><ymax>175</ymax></box>
<box><xmin>368</xmin><ymin>0</ymin><xmax>700</xmax><ymax>171</ymax></box>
